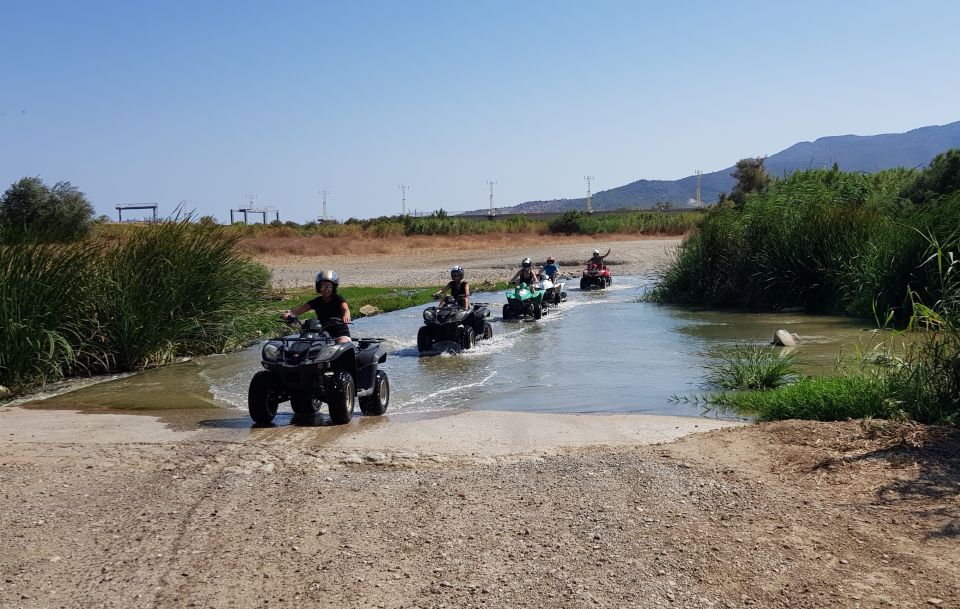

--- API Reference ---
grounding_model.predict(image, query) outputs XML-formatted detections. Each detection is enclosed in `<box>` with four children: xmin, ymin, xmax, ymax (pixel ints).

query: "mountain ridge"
<box><xmin>470</xmin><ymin>121</ymin><xmax>960</xmax><ymax>214</ymax></box>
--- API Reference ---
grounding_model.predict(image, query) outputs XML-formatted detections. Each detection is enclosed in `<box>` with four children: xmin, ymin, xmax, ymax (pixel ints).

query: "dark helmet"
<box><xmin>450</xmin><ymin>265</ymin><xmax>464</xmax><ymax>280</ymax></box>
<box><xmin>521</xmin><ymin>257</ymin><xmax>532</xmax><ymax>268</ymax></box>
<box><xmin>546</xmin><ymin>256</ymin><xmax>555</xmax><ymax>263</ymax></box>
<box><xmin>315</xmin><ymin>270</ymin><xmax>340</xmax><ymax>294</ymax></box>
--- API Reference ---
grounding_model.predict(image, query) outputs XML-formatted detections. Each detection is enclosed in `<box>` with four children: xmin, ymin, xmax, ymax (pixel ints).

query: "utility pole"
<box><xmin>486</xmin><ymin>180</ymin><xmax>497</xmax><ymax>218</ymax></box>
<box><xmin>695</xmin><ymin>170</ymin><xmax>702</xmax><ymax>208</ymax></box>
<box><xmin>319</xmin><ymin>190</ymin><xmax>330</xmax><ymax>222</ymax></box>
<box><xmin>584</xmin><ymin>176</ymin><xmax>594</xmax><ymax>214</ymax></box>
<box><xmin>398</xmin><ymin>185</ymin><xmax>409</xmax><ymax>216</ymax></box>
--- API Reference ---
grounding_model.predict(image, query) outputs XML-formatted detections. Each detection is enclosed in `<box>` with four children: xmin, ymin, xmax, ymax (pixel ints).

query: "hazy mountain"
<box><xmin>473</xmin><ymin>121</ymin><xmax>960</xmax><ymax>214</ymax></box>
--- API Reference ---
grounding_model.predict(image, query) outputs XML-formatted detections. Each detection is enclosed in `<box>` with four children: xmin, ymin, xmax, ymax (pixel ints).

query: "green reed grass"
<box><xmin>711</xmin><ymin>375</ymin><xmax>895</xmax><ymax>422</ymax></box>
<box><xmin>94</xmin><ymin>220</ymin><xmax>270</xmax><ymax>370</ymax></box>
<box><xmin>0</xmin><ymin>242</ymin><xmax>101</xmax><ymax>390</ymax></box>
<box><xmin>705</xmin><ymin>346</ymin><xmax>800</xmax><ymax>390</ymax></box>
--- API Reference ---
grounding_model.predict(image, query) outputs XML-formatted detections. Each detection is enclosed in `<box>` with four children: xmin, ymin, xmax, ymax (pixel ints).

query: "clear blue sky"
<box><xmin>2</xmin><ymin>1</ymin><xmax>958</xmax><ymax>222</ymax></box>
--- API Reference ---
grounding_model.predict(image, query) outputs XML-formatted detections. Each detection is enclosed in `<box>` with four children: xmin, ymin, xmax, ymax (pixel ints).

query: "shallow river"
<box><xmin>32</xmin><ymin>275</ymin><xmax>878</xmax><ymax>423</ymax></box>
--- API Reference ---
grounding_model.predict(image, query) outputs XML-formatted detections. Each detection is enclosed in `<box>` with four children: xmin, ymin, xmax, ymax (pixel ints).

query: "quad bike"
<box><xmin>248</xmin><ymin>316</ymin><xmax>389</xmax><ymax>425</ymax></box>
<box><xmin>502</xmin><ymin>282</ymin><xmax>547</xmax><ymax>320</ymax></box>
<box><xmin>540</xmin><ymin>276</ymin><xmax>567</xmax><ymax>307</ymax></box>
<box><xmin>580</xmin><ymin>263</ymin><xmax>612</xmax><ymax>290</ymax></box>
<box><xmin>417</xmin><ymin>296</ymin><xmax>493</xmax><ymax>353</ymax></box>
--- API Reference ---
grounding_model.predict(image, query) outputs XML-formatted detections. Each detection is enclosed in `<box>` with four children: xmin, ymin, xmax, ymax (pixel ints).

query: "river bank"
<box><xmin>1</xmin><ymin>236</ymin><xmax>958</xmax><ymax>608</ymax></box>
<box><xmin>0</xmin><ymin>408</ymin><xmax>956</xmax><ymax>608</ymax></box>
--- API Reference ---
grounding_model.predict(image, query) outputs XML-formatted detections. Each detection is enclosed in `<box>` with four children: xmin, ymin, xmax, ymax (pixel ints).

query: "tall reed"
<box><xmin>94</xmin><ymin>220</ymin><xmax>270</xmax><ymax>370</ymax></box>
<box><xmin>0</xmin><ymin>242</ymin><xmax>101</xmax><ymax>389</ymax></box>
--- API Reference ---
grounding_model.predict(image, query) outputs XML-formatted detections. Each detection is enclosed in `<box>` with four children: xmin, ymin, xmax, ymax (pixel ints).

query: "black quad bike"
<box><xmin>248</xmin><ymin>317</ymin><xmax>389</xmax><ymax>425</ymax></box>
<box><xmin>417</xmin><ymin>296</ymin><xmax>493</xmax><ymax>352</ymax></box>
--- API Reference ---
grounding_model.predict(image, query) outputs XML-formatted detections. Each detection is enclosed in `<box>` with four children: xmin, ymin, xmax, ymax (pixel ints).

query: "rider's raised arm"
<box><xmin>285</xmin><ymin>302</ymin><xmax>311</xmax><ymax>319</ymax></box>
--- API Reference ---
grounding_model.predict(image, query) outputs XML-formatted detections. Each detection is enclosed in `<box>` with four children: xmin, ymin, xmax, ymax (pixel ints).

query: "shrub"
<box><xmin>0</xmin><ymin>177</ymin><xmax>95</xmax><ymax>242</ymax></box>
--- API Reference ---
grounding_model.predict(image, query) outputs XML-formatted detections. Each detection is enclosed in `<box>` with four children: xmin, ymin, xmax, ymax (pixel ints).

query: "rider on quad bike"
<box><xmin>283</xmin><ymin>270</ymin><xmax>351</xmax><ymax>343</ymax></box>
<box><xmin>542</xmin><ymin>256</ymin><xmax>559</xmax><ymax>281</ymax></box>
<box><xmin>510</xmin><ymin>258</ymin><xmax>540</xmax><ymax>286</ymax></box>
<box><xmin>434</xmin><ymin>265</ymin><xmax>470</xmax><ymax>308</ymax></box>
<box><xmin>589</xmin><ymin>248</ymin><xmax>611</xmax><ymax>269</ymax></box>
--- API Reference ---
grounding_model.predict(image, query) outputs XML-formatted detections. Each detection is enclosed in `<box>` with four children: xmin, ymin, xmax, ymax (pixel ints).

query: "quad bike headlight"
<box><xmin>262</xmin><ymin>343</ymin><xmax>280</xmax><ymax>361</ymax></box>
<box><xmin>423</xmin><ymin>309</ymin><xmax>435</xmax><ymax>322</ymax></box>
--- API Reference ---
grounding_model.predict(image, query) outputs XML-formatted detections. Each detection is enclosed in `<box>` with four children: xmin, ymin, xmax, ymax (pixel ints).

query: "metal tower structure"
<box><xmin>398</xmin><ymin>185</ymin><xmax>409</xmax><ymax>216</ymax></box>
<box><xmin>695</xmin><ymin>170</ymin><xmax>702</xmax><ymax>208</ymax></box>
<box><xmin>319</xmin><ymin>190</ymin><xmax>331</xmax><ymax>222</ymax></box>
<box><xmin>486</xmin><ymin>180</ymin><xmax>497</xmax><ymax>218</ymax></box>
<box><xmin>584</xmin><ymin>176</ymin><xmax>594</xmax><ymax>214</ymax></box>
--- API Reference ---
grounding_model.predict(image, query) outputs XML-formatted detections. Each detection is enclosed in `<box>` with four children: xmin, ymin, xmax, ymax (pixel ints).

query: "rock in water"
<box><xmin>772</xmin><ymin>329</ymin><xmax>800</xmax><ymax>346</ymax></box>
<box><xmin>358</xmin><ymin>304</ymin><xmax>381</xmax><ymax>317</ymax></box>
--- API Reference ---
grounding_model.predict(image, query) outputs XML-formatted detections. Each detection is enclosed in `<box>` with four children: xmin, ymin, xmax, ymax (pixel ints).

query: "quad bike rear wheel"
<box><xmin>533</xmin><ymin>303</ymin><xmax>542</xmax><ymax>319</ymax></box>
<box><xmin>580</xmin><ymin>277</ymin><xmax>589</xmax><ymax>290</ymax></box>
<box><xmin>327</xmin><ymin>371</ymin><xmax>355</xmax><ymax>425</ymax></box>
<box><xmin>502</xmin><ymin>303</ymin><xmax>512</xmax><ymax>319</ymax></box>
<box><xmin>248</xmin><ymin>370</ymin><xmax>283</xmax><ymax>425</ymax></box>
<box><xmin>359</xmin><ymin>370</ymin><xmax>390</xmax><ymax>416</ymax></box>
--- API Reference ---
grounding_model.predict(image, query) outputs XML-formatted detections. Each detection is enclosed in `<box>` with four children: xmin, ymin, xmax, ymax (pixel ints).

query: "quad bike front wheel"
<box><xmin>327</xmin><ymin>371</ymin><xmax>355</xmax><ymax>425</ymax></box>
<box><xmin>533</xmin><ymin>303</ymin><xmax>542</xmax><ymax>319</ymax></box>
<box><xmin>459</xmin><ymin>326</ymin><xmax>476</xmax><ymax>350</ymax></box>
<box><xmin>482</xmin><ymin>322</ymin><xmax>493</xmax><ymax>340</ymax></box>
<box><xmin>502</xmin><ymin>303</ymin><xmax>512</xmax><ymax>319</ymax></box>
<box><xmin>359</xmin><ymin>370</ymin><xmax>390</xmax><ymax>416</ymax></box>
<box><xmin>579</xmin><ymin>277</ymin><xmax>589</xmax><ymax>290</ymax></box>
<box><xmin>248</xmin><ymin>370</ymin><xmax>283</xmax><ymax>425</ymax></box>
<box><xmin>417</xmin><ymin>326</ymin><xmax>433</xmax><ymax>352</ymax></box>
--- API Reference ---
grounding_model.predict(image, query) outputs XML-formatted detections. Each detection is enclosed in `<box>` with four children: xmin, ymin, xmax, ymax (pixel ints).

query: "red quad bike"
<box><xmin>580</xmin><ymin>263</ymin><xmax>612</xmax><ymax>290</ymax></box>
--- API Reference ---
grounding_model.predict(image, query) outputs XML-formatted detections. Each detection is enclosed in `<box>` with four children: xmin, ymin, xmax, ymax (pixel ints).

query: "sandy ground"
<box><xmin>262</xmin><ymin>236</ymin><xmax>682</xmax><ymax>289</ymax></box>
<box><xmin>2</xmin><ymin>236</ymin><xmax>959</xmax><ymax>608</ymax></box>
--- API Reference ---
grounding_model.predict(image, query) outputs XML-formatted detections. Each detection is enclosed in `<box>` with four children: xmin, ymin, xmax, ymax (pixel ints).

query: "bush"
<box><xmin>0</xmin><ymin>177</ymin><xmax>95</xmax><ymax>242</ymax></box>
<box><xmin>0</xmin><ymin>242</ymin><xmax>100</xmax><ymax>390</ymax></box>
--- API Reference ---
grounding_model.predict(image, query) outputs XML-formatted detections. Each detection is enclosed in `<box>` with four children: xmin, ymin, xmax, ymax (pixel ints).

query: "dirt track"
<box><xmin>1</xmin><ymin>417</ymin><xmax>957</xmax><ymax>609</ymax></box>
<box><xmin>261</xmin><ymin>236</ymin><xmax>681</xmax><ymax>288</ymax></box>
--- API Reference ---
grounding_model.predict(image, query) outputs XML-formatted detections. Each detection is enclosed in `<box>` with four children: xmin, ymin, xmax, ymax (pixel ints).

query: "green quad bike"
<box><xmin>502</xmin><ymin>282</ymin><xmax>547</xmax><ymax>320</ymax></box>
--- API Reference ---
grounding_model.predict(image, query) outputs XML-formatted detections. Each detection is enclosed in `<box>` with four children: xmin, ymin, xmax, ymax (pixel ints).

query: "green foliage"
<box><xmin>712</xmin><ymin>375</ymin><xmax>895</xmax><ymax>422</ymax></box>
<box><xmin>729</xmin><ymin>157</ymin><xmax>772</xmax><ymax>206</ymax></box>
<box><xmin>0</xmin><ymin>242</ymin><xmax>100</xmax><ymax>390</ymax></box>
<box><xmin>0</xmin><ymin>177</ymin><xmax>95</xmax><ymax>242</ymax></box>
<box><xmin>94</xmin><ymin>220</ymin><xmax>270</xmax><ymax>370</ymax></box>
<box><xmin>705</xmin><ymin>346</ymin><xmax>800</xmax><ymax>390</ymax></box>
<box><xmin>900</xmin><ymin>149</ymin><xmax>960</xmax><ymax>206</ymax></box>
<box><xmin>650</xmin><ymin>166</ymin><xmax>929</xmax><ymax>315</ymax></box>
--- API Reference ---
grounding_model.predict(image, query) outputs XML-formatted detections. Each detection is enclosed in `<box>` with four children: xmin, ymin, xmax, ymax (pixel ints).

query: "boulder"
<box><xmin>358</xmin><ymin>304</ymin><xmax>381</xmax><ymax>317</ymax></box>
<box><xmin>772</xmin><ymin>329</ymin><xmax>801</xmax><ymax>347</ymax></box>
<box><xmin>0</xmin><ymin>385</ymin><xmax>11</xmax><ymax>398</ymax></box>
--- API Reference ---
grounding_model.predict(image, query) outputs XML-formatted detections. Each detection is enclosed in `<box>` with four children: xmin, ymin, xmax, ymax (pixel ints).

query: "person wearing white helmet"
<box><xmin>588</xmin><ymin>248</ymin><xmax>611</xmax><ymax>269</ymax></box>
<box><xmin>510</xmin><ymin>257</ymin><xmax>539</xmax><ymax>285</ymax></box>
<box><xmin>283</xmin><ymin>270</ymin><xmax>352</xmax><ymax>343</ymax></box>
<box><xmin>435</xmin><ymin>265</ymin><xmax>470</xmax><ymax>308</ymax></box>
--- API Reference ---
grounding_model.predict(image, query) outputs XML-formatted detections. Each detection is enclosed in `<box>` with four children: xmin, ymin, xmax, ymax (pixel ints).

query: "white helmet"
<box><xmin>521</xmin><ymin>257</ymin><xmax>532</xmax><ymax>268</ymax></box>
<box><xmin>593</xmin><ymin>249</ymin><xmax>600</xmax><ymax>255</ymax></box>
